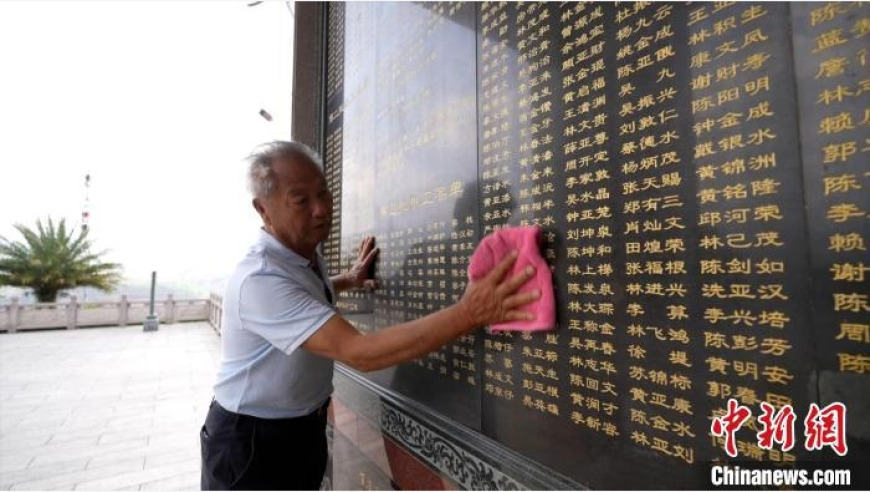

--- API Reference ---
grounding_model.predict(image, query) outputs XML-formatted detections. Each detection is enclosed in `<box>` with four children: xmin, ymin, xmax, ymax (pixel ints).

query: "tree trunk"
<box><xmin>35</xmin><ymin>288</ymin><xmax>58</xmax><ymax>303</ymax></box>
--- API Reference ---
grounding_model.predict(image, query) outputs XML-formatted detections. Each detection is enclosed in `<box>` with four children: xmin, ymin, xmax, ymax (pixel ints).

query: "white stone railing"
<box><xmin>0</xmin><ymin>295</ymin><xmax>216</xmax><ymax>333</ymax></box>
<box><xmin>208</xmin><ymin>293</ymin><xmax>223</xmax><ymax>336</ymax></box>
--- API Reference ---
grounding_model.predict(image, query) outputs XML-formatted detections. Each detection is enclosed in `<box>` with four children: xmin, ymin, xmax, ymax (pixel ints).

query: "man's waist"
<box><xmin>212</xmin><ymin>397</ymin><xmax>330</xmax><ymax>423</ymax></box>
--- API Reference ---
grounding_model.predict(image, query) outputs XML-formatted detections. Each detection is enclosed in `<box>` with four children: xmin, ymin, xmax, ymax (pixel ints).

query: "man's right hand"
<box><xmin>457</xmin><ymin>250</ymin><xmax>539</xmax><ymax>327</ymax></box>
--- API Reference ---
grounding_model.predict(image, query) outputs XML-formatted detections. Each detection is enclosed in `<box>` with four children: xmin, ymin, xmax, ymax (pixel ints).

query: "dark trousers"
<box><xmin>200</xmin><ymin>399</ymin><xmax>329</xmax><ymax>490</ymax></box>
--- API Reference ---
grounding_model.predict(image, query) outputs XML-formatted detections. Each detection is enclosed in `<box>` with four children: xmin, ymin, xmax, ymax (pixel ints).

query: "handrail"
<box><xmin>0</xmin><ymin>295</ymin><xmax>215</xmax><ymax>333</ymax></box>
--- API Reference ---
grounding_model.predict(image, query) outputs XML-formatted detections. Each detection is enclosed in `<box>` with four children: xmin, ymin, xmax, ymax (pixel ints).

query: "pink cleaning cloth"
<box><xmin>468</xmin><ymin>226</ymin><xmax>555</xmax><ymax>332</ymax></box>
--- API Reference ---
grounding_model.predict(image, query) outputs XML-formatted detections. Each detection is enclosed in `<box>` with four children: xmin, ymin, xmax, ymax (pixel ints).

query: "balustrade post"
<box><xmin>10</xmin><ymin>297</ymin><xmax>20</xmax><ymax>333</ymax></box>
<box><xmin>209</xmin><ymin>295</ymin><xmax>217</xmax><ymax>328</ymax></box>
<box><xmin>67</xmin><ymin>295</ymin><xmax>78</xmax><ymax>330</ymax></box>
<box><xmin>166</xmin><ymin>294</ymin><xmax>176</xmax><ymax>324</ymax></box>
<box><xmin>119</xmin><ymin>294</ymin><xmax>129</xmax><ymax>326</ymax></box>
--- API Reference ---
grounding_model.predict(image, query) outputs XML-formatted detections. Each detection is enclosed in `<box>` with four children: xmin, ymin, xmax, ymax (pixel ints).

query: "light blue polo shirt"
<box><xmin>213</xmin><ymin>229</ymin><xmax>337</xmax><ymax>419</ymax></box>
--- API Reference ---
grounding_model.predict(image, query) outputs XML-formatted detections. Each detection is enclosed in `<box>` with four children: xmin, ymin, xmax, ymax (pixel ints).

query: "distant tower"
<box><xmin>79</xmin><ymin>173</ymin><xmax>91</xmax><ymax>302</ymax></box>
<box><xmin>82</xmin><ymin>173</ymin><xmax>91</xmax><ymax>232</ymax></box>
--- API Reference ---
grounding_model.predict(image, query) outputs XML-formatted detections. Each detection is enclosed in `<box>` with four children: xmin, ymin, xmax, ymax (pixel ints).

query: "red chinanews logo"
<box><xmin>711</xmin><ymin>399</ymin><xmax>848</xmax><ymax>457</ymax></box>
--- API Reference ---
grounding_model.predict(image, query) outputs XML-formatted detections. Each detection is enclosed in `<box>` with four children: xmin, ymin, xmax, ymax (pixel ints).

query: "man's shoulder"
<box><xmin>239</xmin><ymin>242</ymin><xmax>305</xmax><ymax>274</ymax></box>
<box><xmin>228</xmin><ymin>248</ymin><xmax>308</xmax><ymax>295</ymax></box>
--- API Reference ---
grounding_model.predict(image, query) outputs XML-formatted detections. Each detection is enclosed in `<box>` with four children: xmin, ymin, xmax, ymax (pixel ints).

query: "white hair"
<box><xmin>246</xmin><ymin>141</ymin><xmax>323</xmax><ymax>199</ymax></box>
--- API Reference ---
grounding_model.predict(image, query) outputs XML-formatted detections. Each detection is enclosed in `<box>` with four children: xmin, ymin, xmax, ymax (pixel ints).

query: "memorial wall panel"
<box><xmin>328</xmin><ymin>2</ymin><xmax>483</xmax><ymax>430</ymax></box>
<box><xmin>790</xmin><ymin>1</ymin><xmax>870</xmax><ymax>465</ymax></box>
<box><xmin>323</xmin><ymin>2</ymin><xmax>869</xmax><ymax>489</ymax></box>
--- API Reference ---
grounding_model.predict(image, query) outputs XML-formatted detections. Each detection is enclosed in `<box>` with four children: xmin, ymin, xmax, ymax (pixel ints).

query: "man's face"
<box><xmin>255</xmin><ymin>157</ymin><xmax>333</xmax><ymax>257</ymax></box>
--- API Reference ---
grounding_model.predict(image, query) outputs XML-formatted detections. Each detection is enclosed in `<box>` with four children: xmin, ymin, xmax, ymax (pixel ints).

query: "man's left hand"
<box><xmin>346</xmin><ymin>236</ymin><xmax>379</xmax><ymax>290</ymax></box>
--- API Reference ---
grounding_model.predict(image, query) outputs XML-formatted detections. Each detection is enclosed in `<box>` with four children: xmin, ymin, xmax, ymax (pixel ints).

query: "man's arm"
<box><xmin>330</xmin><ymin>236</ymin><xmax>378</xmax><ymax>293</ymax></box>
<box><xmin>304</xmin><ymin>251</ymin><xmax>538</xmax><ymax>371</ymax></box>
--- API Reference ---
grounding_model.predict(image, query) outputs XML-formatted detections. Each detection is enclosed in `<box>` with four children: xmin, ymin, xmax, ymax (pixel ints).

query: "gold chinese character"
<box><xmin>688</xmin><ymin>6</ymin><xmax>709</xmax><ymax>26</ymax></box>
<box><xmin>819</xmin><ymin>112</ymin><xmax>857</xmax><ymax>134</ymax></box>
<box><xmin>691</xmin><ymin>51</ymin><xmax>713</xmax><ymax>68</ymax></box>
<box><xmin>814</xmin><ymin>28</ymin><xmax>849</xmax><ymax>52</ymax></box>
<box><xmin>836</xmin><ymin>322</ymin><xmax>870</xmax><ymax>343</ymax></box>
<box><xmin>824</xmin><ymin>173</ymin><xmax>862</xmax><ymax>195</ymax></box>
<box><xmin>667</xmin><ymin>304</ymin><xmax>689</xmax><ymax>320</ymax></box>
<box><xmin>716</xmin><ymin>40</ymin><xmax>740</xmax><ymax>58</ymax></box>
<box><xmin>833</xmin><ymin>292</ymin><xmax>870</xmax><ymax>312</ymax></box>
<box><xmin>766</xmin><ymin>393</ymin><xmax>793</xmax><ymax>408</ymax></box>
<box><xmin>851</xmin><ymin>16</ymin><xmax>870</xmax><ymax>38</ymax></box>
<box><xmin>704</xmin><ymin>331</ymin><xmax>729</xmax><ymax>348</ymax></box>
<box><xmin>758</xmin><ymin>284</ymin><xmax>788</xmax><ymax>300</ymax></box>
<box><xmin>829</xmin><ymin>232</ymin><xmax>866</xmax><ymax>251</ymax></box>
<box><xmin>827</xmin><ymin>203</ymin><xmax>866</xmax><ymax>222</ymax></box>
<box><xmin>657</xmin><ymin>67</ymin><xmax>676</xmax><ymax>82</ymax></box>
<box><xmin>832</xmin><ymin>262</ymin><xmax>870</xmax><ymax>282</ymax></box>
<box><xmin>751</xmin><ymin>178</ymin><xmax>780</xmax><ymax>196</ymax></box>
<box><xmin>838</xmin><ymin>353</ymin><xmax>870</xmax><ymax>374</ymax></box>
<box><xmin>707</xmin><ymin>356</ymin><xmax>729</xmax><ymax>374</ymax></box>
<box><xmin>628</xmin><ymin>344</ymin><xmax>647</xmax><ymax>359</ymax></box>
<box><xmin>745</xmin><ymin>75</ymin><xmax>770</xmax><ymax>96</ymax></box>
<box><xmin>816</xmin><ymin>57</ymin><xmax>849</xmax><ymax>78</ymax></box>
<box><xmin>749</xmin><ymin>152</ymin><xmax>777</xmax><ymax>169</ymax></box>
<box><xmin>758</xmin><ymin>310</ymin><xmax>789</xmax><ymax>329</ymax></box>
<box><xmin>818</xmin><ymin>85</ymin><xmax>855</xmax><ymax>105</ymax></box>
<box><xmin>669</xmin><ymin>351</ymin><xmax>692</xmax><ymax>367</ymax></box>
<box><xmin>741</xmin><ymin>5</ymin><xmax>767</xmax><ymax>23</ymax></box>
<box><xmin>743</xmin><ymin>28</ymin><xmax>769</xmax><ymax>47</ymax></box>
<box><xmin>810</xmin><ymin>2</ymin><xmax>849</xmax><ymax>27</ymax></box>
<box><xmin>734</xmin><ymin>360</ymin><xmax>759</xmax><ymax>379</ymax></box>
<box><xmin>753</xmin><ymin>232</ymin><xmax>784</xmax><ymax>252</ymax></box>
<box><xmin>718</xmin><ymin>112</ymin><xmax>743</xmax><ymax>128</ymax></box>
<box><xmin>733</xmin><ymin>335</ymin><xmax>759</xmax><ymax>351</ymax></box>
<box><xmin>754</xmin><ymin>205</ymin><xmax>783</xmax><ymax>221</ymax></box>
<box><xmin>760</xmin><ymin>338</ymin><xmax>791</xmax><ymax>356</ymax></box>
<box><xmin>823</xmin><ymin>141</ymin><xmax>858</xmax><ymax>163</ymax></box>
<box><xmin>747</xmin><ymin>128</ymin><xmax>776</xmax><ymax>145</ymax></box>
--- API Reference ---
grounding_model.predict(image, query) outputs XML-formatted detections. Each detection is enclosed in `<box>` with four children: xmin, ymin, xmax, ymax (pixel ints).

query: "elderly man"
<box><xmin>201</xmin><ymin>141</ymin><xmax>539</xmax><ymax>490</ymax></box>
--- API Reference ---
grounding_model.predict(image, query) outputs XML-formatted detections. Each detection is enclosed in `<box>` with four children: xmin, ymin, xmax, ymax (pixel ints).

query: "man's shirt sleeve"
<box><xmin>238</xmin><ymin>272</ymin><xmax>336</xmax><ymax>354</ymax></box>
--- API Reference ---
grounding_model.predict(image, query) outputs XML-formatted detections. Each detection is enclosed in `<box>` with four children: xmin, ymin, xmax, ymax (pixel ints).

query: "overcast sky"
<box><xmin>0</xmin><ymin>1</ymin><xmax>294</xmax><ymax>285</ymax></box>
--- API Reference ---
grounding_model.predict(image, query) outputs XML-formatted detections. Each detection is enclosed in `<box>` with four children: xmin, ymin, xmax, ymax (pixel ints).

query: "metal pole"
<box><xmin>148</xmin><ymin>271</ymin><xmax>156</xmax><ymax>315</ymax></box>
<box><xmin>143</xmin><ymin>271</ymin><xmax>159</xmax><ymax>331</ymax></box>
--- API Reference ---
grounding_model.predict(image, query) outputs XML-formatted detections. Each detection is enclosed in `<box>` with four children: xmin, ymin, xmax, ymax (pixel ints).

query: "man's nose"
<box><xmin>312</xmin><ymin>197</ymin><xmax>331</xmax><ymax>218</ymax></box>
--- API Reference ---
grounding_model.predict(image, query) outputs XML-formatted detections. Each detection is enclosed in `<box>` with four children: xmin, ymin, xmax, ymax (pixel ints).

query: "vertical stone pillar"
<box><xmin>143</xmin><ymin>271</ymin><xmax>159</xmax><ymax>332</ymax></box>
<box><xmin>67</xmin><ymin>295</ymin><xmax>78</xmax><ymax>330</ymax></box>
<box><xmin>9</xmin><ymin>297</ymin><xmax>20</xmax><ymax>333</ymax></box>
<box><xmin>216</xmin><ymin>296</ymin><xmax>223</xmax><ymax>332</ymax></box>
<box><xmin>119</xmin><ymin>295</ymin><xmax>129</xmax><ymax>326</ymax></box>
<box><xmin>166</xmin><ymin>294</ymin><xmax>176</xmax><ymax>324</ymax></box>
<box><xmin>209</xmin><ymin>295</ymin><xmax>218</xmax><ymax>329</ymax></box>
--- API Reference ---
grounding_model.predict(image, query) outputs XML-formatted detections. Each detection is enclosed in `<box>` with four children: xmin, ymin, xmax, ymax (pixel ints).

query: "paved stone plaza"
<box><xmin>0</xmin><ymin>322</ymin><xmax>221</xmax><ymax>490</ymax></box>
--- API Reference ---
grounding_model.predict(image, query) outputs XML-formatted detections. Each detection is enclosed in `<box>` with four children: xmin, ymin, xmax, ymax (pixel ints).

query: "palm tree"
<box><xmin>0</xmin><ymin>218</ymin><xmax>121</xmax><ymax>302</ymax></box>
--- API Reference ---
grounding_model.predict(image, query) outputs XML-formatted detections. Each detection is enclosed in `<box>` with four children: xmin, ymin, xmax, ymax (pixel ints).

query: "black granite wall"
<box><xmin>318</xmin><ymin>2</ymin><xmax>869</xmax><ymax>489</ymax></box>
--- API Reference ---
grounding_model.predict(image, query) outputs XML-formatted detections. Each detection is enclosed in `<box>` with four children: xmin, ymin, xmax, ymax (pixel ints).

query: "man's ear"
<box><xmin>252</xmin><ymin>198</ymin><xmax>270</xmax><ymax>227</ymax></box>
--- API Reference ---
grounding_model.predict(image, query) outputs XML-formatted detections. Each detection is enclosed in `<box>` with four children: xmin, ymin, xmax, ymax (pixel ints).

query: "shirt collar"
<box><xmin>258</xmin><ymin>228</ymin><xmax>315</xmax><ymax>268</ymax></box>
